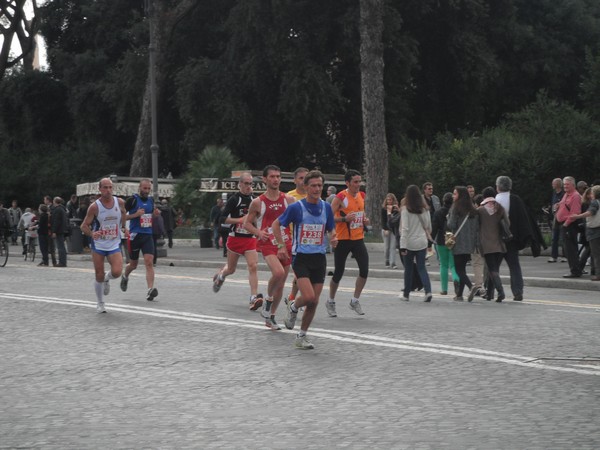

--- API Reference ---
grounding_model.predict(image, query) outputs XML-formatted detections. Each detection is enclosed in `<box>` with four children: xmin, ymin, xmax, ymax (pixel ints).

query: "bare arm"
<box><xmin>80</xmin><ymin>203</ymin><xmax>99</xmax><ymax>239</ymax></box>
<box><xmin>242</xmin><ymin>198</ymin><xmax>268</xmax><ymax>241</ymax></box>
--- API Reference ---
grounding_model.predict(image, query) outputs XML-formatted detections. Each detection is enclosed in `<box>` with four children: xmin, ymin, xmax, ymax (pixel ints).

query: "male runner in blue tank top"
<box><xmin>273</xmin><ymin>170</ymin><xmax>337</xmax><ymax>349</ymax></box>
<box><xmin>120</xmin><ymin>179</ymin><xmax>160</xmax><ymax>301</ymax></box>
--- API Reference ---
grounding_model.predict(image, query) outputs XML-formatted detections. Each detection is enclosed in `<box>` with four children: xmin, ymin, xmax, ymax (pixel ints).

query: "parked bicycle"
<box><xmin>24</xmin><ymin>236</ymin><xmax>37</xmax><ymax>262</ymax></box>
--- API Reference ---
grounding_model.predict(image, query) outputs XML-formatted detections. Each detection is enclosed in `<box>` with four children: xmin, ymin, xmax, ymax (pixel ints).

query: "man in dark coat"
<box><xmin>51</xmin><ymin>197</ymin><xmax>68</xmax><ymax>267</ymax></box>
<box><xmin>495</xmin><ymin>176</ymin><xmax>544</xmax><ymax>301</ymax></box>
<box><xmin>160</xmin><ymin>199</ymin><xmax>177</xmax><ymax>248</ymax></box>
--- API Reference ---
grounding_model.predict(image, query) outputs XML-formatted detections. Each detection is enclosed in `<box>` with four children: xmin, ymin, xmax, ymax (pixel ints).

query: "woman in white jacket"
<box><xmin>399</xmin><ymin>185</ymin><xmax>432</xmax><ymax>302</ymax></box>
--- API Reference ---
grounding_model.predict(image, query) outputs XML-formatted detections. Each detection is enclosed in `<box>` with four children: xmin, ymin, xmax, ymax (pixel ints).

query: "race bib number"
<box><xmin>268</xmin><ymin>226</ymin><xmax>289</xmax><ymax>245</ymax></box>
<box><xmin>99</xmin><ymin>224</ymin><xmax>118</xmax><ymax>240</ymax></box>
<box><xmin>350</xmin><ymin>211</ymin><xmax>364</xmax><ymax>229</ymax></box>
<box><xmin>236</xmin><ymin>222</ymin><xmax>252</xmax><ymax>234</ymax></box>
<box><xmin>300</xmin><ymin>224</ymin><xmax>324</xmax><ymax>245</ymax></box>
<box><xmin>140</xmin><ymin>213</ymin><xmax>152</xmax><ymax>228</ymax></box>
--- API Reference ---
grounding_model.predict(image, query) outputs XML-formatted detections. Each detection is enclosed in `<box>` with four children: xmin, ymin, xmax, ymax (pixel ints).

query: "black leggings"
<box><xmin>332</xmin><ymin>239</ymin><xmax>369</xmax><ymax>283</ymax></box>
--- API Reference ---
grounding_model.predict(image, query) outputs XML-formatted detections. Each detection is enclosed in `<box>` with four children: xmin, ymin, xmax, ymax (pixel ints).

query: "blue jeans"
<box><xmin>382</xmin><ymin>230</ymin><xmax>396</xmax><ymax>266</ymax></box>
<box><xmin>403</xmin><ymin>249</ymin><xmax>431</xmax><ymax>298</ymax></box>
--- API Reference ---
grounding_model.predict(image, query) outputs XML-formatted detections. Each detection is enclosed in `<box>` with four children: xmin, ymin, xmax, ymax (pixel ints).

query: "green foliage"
<box><xmin>392</xmin><ymin>92</ymin><xmax>600</xmax><ymax>216</ymax></box>
<box><xmin>173</xmin><ymin>146</ymin><xmax>247</xmax><ymax>225</ymax></box>
<box><xmin>580</xmin><ymin>48</ymin><xmax>600</xmax><ymax>121</ymax></box>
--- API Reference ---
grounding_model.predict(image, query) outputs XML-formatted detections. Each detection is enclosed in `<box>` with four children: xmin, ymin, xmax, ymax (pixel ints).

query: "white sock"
<box><xmin>297</xmin><ymin>330</ymin><xmax>306</xmax><ymax>337</ymax></box>
<box><xmin>104</xmin><ymin>271</ymin><xmax>116</xmax><ymax>282</ymax></box>
<box><xmin>94</xmin><ymin>281</ymin><xmax>103</xmax><ymax>303</ymax></box>
<box><xmin>327</xmin><ymin>298</ymin><xmax>335</xmax><ymax>304</ymax></box>
<box><xmin>351</xmin><ymin>297</ymin><xmax>359</xmax><ymax>304</ymax></box>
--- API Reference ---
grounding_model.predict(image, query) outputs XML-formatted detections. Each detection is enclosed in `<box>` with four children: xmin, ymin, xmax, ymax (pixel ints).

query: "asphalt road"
<box><xmin>1</xmin><ymin>251</ymin><xmax>599</xmax><ymax>449</ymax></box>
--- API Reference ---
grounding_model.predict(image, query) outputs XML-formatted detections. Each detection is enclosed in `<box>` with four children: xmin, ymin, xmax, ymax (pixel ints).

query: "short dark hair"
<box><xmin>262</xmin><ymin>165</ymin><xmax>281</xmax><ymax>177</ymax></box>
<box><xmin>345</xmin><ymin>169</ymin><xmax>361</xmax><ymax>182</ymax></box>
<box><xmin>304</xmin><ymin>170</ymin><xmax>324</xmax><ymax>185</ymax></box>
<box><xmin>442</xmin><ymin>192</ymin><xmax>453</xmax><ymax>207</ymax></box>
<box><xmin>481</xmin><ymin>186</ymin><xmax>496</xmax><ymax>199</ymax></box>
<box><xmin>294</xmin><ymin>167</ymin><xmax>309</xmax><ymax>177</ymax></box>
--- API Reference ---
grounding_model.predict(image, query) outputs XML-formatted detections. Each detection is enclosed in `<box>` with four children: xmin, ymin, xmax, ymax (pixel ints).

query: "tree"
<box><xmin>173</xmin><ymin>145</ymin><xmax>246</xmax><ymax>225</ymax></box>
<box><xmin>360</xmin><ymin>0</ymin><xmax>387</xmax><ymax>231</ymax></box>
<box><xmin>0</xmin><ymin>0</ymin><xmax>40</xmax><ymax>78</ymax></box>
<box><xmin>129</xmin><ymin>0</ymin><xmax>198</xmax><ymax>177</ymax></box>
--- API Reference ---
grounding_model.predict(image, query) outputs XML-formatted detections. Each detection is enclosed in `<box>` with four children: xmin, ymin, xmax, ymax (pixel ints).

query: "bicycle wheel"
<box><xmin>0</xmin><ymin>240</ymin><xmax>8</xmax><ymax>267</ymax></box>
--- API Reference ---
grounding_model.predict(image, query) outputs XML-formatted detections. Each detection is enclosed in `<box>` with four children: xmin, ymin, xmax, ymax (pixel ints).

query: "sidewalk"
<box><xmin>69</xmin><ymin>240</ymin><xmax>599</xmax><ymax>293</ymax></box>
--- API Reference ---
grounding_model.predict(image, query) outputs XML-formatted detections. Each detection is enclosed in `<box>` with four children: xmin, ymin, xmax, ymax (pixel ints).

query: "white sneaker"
<box><xmin>265</xmin><ymin>317</ymin><xmax>281</xmax><ymax>330</ymax></box>
<box><xmin>284</xmin><ymin>301</ymin><xmax>298</xmax><ymax>330</ymax></box>
<box><xmin>325</xmin><ymin>301</ymin><xmax>337</xmax><ymax>317</ymax></box>
<box><xmin>96</xmin><ymin>302</ymin><xmax>106</xmax><ymax>313</ymax></box>
<box><xmin>349</xmin><ymin>300</ymin><xmax>365</xmax><ymax>315</ymax></box>
<box><xmin>294</xmin><ymin>335</ymin><xmax>314</xmax><ymax>350</ymax></box>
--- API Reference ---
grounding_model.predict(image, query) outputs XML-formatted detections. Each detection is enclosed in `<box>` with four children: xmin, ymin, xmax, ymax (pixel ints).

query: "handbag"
<box><xmin>500</xmin><ymin>216</ymin><xmax>513</xmax><ymax>242</ymax></box>
<box><xmin>445</xmin><ymin>215</ymin><xmax>469</xmax><ymax>249</ymax></box>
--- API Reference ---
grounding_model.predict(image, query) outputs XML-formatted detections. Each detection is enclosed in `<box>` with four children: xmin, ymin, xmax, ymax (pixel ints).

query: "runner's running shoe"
<box><xmin>249</xmin><ymin>293</ymin><xmax>263</xmax><ymax>311</ymax></box>
<box><xmin>96</xmin><ymin>302</ymin><xmax>106</xmax><ymax>313</ymax></box>
<box><xmin>146</xmin><ymin>287</ymin><xmax>158</xmax><ymax>301</ymax></box>
<box><xmin>325</xmin><ymin>301</ymin><xmax>337</xmax><ymax>317</ymax></box>
<box><xmin>284</xmin><ymin>301</ymin><xmax>298</xmax><ymax>330</ymax></box>
<box><xmin>265</xmin><ymin>317</ymin><xmax>281</xmax><ymax>330</ymax></box>
<box><xmin>212</xmin><ymin>272</ymin><xmax>224</xmax><ymax>293</ymax></box>
<box><xmin>120</xmin><ymin>275</ymin><xmax>128</xmax><ymax>292</ymax></box>
<box><xmin>294</xmin><ymin>335</ymin><xmax>314</xmax><ymax>350</ymax></box>
<box><xmin>349</xmin><ymin>300</ymin><xmax>365</xmax><ymax>315</ymax></box>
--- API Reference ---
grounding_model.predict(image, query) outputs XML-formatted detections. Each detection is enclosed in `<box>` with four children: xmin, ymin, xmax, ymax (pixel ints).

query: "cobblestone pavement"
<box><xmin>1</xmin><ymin>257</ymin><xmax>599</xmax><ymax>449</ymax></box>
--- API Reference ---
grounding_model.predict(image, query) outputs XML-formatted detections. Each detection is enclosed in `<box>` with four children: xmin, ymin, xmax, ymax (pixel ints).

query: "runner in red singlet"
<box><xmin>244</xmin><ymin>165</ymin><xmax>296</xmax><ymax>330</ymax></box>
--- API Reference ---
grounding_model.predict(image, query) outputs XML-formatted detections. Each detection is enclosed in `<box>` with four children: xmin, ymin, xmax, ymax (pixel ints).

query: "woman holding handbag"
<box><xmin>399</xmin><ymin>185</ymin><xmax>432</xmax><ymax>302</ymax></box>
<box><xmin>431</xmin><ymin>192</ymin><xmax>459</xmax><ymax>296</ymax></box>
<box><xmin>447</xmin><ymin>186</ymin><xmax>479</xmax><ymax>301</ymax></box>
<box><xmin>476</xmin><ymin>187</ymin><xmax>509</xmax><ymax>302</ymax></box>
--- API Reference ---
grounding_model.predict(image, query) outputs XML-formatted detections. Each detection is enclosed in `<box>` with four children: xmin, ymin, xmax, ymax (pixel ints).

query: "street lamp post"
<box><xmin>146</xmin><ymin>0</ymin><xmax>159</xmax><ymax>199</ymax></box>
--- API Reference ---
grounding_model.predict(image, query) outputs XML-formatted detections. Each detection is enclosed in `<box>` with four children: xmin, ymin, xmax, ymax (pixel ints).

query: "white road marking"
<box><xmin>2</xmin><ymin>292</ymin><xmax>599</xmax><ymax>377</ymax></box>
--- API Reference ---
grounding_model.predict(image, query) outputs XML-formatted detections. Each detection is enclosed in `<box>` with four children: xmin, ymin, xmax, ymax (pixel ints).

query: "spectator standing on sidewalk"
<box><xmin>51</xmin><ymin>197</ymin><xmax>68</xmax><ymax>267</ymax></box>
<box><xmin>555</xmin><ymin>176</ymin><xmax>583</xmax><ymax>278</ymax></box>
<box><xmin>381</xmin><ymin>193</ymin><xmax>399</xmax><ymax>269</ymax></box>
<box><xmin>160</xmin><ymin>199</ymin><xmax>177</xmax><ymax>248</ymax></box>
<box><xmin>422</xmin><ymin>182</ymin><xmax>440</xmax><ymax>259</ymax></box>
<box><xmin>210</xmin><ymin>198</ymin><xmax>224</xmax><ymax>250</ymax></box>
<box><xmin>8</xmin><ymin>200</ymin><xmax>22</xmax><ymax>245</ymax></box>
<box><xmin>570</xmin><ymin>185</ymin><xmax>600</xmax><ymax>281</ymax></box>
<box><xmin>546</xmin><ymin>178</ymin><xmax>565</xmax><ymax>263</ymax></box>
<box><xmin>37</xmin><ymin>204</ymin><xmax>50</xmax><ymax>266</ymax></box>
